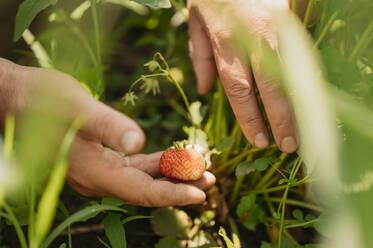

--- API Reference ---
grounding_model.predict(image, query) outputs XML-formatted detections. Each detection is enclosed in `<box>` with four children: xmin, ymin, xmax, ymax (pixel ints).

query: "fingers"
<box><xmin>211</xmin><ymin>34</ymin><xmax>269</xmax><ymax>148</ymax></box>
<box><xmin>159</xmin><ymin>171</ymin><xmax>216</xmax><ymax>190</ymax></box>
<box><xmin>251</xmin><ymin>55</ymin><xmax>297</xmax><ymax>153</ymax></box>
<box><xmin>82</xmin><ymin>101</ymin><xmax>145</xmax><ymax>155</ymax></box>
<box><xmin>68</xmin><ymin>137</ymin><xmax>212</xmax><ymax>207</ymax></box>
<box><xmin>123</xmin><ymin>152</ymin><xmax>163</xmax><ymax>177</ymax></box>
<box><xmin>188</xmin><ymin>6</ymin><xmax>217</xmax><ymax>95</ymax></box>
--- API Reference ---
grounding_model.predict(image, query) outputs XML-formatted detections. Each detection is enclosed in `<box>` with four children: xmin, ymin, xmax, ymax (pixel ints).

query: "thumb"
<box><xmin>82</xmin><ymin>100</ymin><xmax>145</xmax><ymax>155</ymax></box>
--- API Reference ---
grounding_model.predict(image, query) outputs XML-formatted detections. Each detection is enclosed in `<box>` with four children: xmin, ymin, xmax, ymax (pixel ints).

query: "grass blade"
<box><xmin>103</xmin><ymin>213</ymin><xmax>127</xmax><ymax>248</ymax></box>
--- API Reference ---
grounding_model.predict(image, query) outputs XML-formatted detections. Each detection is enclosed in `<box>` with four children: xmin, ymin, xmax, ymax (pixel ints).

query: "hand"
<box><xmin>188</xmin><ymin>0</ymin><xmax>314</xmax><ymax>153</ymax></box>
<box><xmin>0</xmin><ymin>58</ymin><xmax>215</xmax><ymax>207</ymax></box>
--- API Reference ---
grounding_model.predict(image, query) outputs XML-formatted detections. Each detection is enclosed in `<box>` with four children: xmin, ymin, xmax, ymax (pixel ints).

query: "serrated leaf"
<box><xmin>216</xmin><ymin>137</ymin><xmax>234</xmax><ymax>153</ymax></box>
<box><xmin>292</xmin><ymin>209</ymin><xmax>304</xmax><ymax>221</ymax></box>
<box><xmin>253</xmin><ymin>156</ymin><xmax>280</xmax><ymax>171</ymax></box>
<box><xmin>102</xmin><ymin>213</ymin><xmax>126</xmax><ymax>248</ymax></box>
<box><xmin>151</xmin><ymin>208</ymin><xmax>192</xmax><ymax>238</ymax></box>
<box><xmin>14</xmin><ymin>0</ymin><xmax>58</xmax><ymax>41</ymax></box>
<box><xmin>235</xmin><ymin>161</ymin><xmax>255</xmax><ymax>178</ymax></box>
<box><xmin>130</xmin><ymin>0</ymin><xmax>171</xmax><ymax>8</ymax></box>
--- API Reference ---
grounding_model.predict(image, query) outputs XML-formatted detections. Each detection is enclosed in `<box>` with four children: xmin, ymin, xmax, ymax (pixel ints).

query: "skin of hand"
<box><xmin>0</xmin><ymin>58</ymin><xmax>216</xmax><ymax>207</ymax></box>
<box><xmin>187</xmin><ymin>0</ymin><xmax>316</xmax><ymax>153</ymax></box>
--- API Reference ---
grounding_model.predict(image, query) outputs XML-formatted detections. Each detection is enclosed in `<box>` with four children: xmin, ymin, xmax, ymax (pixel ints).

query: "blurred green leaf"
<box><xmin>151</xmin><ymin>208</ymin><xmax>192</xmax><ymax>238</ymax></box>
<box><xmin>14</xmin><ymin>0</ymin><xmax>58</xmax><ymax>41</ymax></box>
<box><xmin>42</xmin><ymin>205</ymin><xmax>126</xmax><ymax>248</ymax></box>
<box><xmin>103</xmin><ymin>213</ymin><xmax>127</xmax><ymax>248</ymax></box>
<box><xmin>236</xmin><ymin>194</ymin><xmax>264</xmax><ymax>231</ymax></box>
<box><xmin>235</xmin><ymin>161</ymin><xmax>255</xmax><ymax>178</ymax></box>
<box><xmin>130</xmin><ymin>0</ymin><xmax>171</xmax><ymax>8</ymax></box>
<box><xmin>216</xmin><ymin>137</ymin><xmax>234</xmax><ymax>153</ymax></box>
<box><xmin>254</xmin><ymin>156</ymin><xmax>280</xmax><ymax>171</ymax></box>
<box><xmin>32</xmin><ymin>119</ymin><xmax>82</xmax><ymax>248</ymax></box>
<box><xmin>292</xmin><ymin>209</ymin><xmax>304</xmax><ymax>221</ymax></box>
<box><xmin>58</xmin><ymin>243</ymin><xmax>66</xmax><ymax>248</ymax></box>
<box><xmin>122</xmin><ymin>215</ymin><xmax>152</xmax><ymax>225</ymax></box>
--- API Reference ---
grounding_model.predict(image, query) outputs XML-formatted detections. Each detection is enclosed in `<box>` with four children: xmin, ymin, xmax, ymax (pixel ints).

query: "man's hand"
<box><xmin>188</xmin><ymin>0</ymin><xmax>313</xmax><ymax>153</ymax></box>
<box><xmin>0</xmin><ymin>58</ymin><xmax>215</xmax><ymax>207</ymax></box>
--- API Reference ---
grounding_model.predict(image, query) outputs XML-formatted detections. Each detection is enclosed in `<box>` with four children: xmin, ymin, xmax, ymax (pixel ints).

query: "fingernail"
<box><xmin>254</xmin><ymin>132</ymin><xmax>269</xmax><ymax>149</ymax></box>
<box><xmin>121</xmin><ymin>131</ymin><xmax>143</xmax><ymax>154</ymax></box>
<box><xmin>281</xmin><ymin>136</ymin><xmax>297</xmax><ymax>153</ymax></box>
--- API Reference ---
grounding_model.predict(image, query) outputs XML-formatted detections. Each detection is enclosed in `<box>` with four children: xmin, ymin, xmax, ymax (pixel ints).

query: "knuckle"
<box><xmin>226</xmin><ymin>81</ymin><xmax>253</xmax><ymax>104</ymax></box>
<box><xmin>94</xmin><ymin>111</ymin><xmax>113</xmax><ymax>142</ymax></box>
<box><xmin>243</xmin><ymin>114</ymin><xmax>262</xmax><ymax>128</ymax></box>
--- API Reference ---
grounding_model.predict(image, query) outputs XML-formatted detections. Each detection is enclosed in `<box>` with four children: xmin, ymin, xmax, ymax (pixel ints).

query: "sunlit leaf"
<box><xmin>14</xmin><ymin>0</ymin><xmax>58</xmax><ymax>41</ymax></box>
<box><xmin>130</xmin><ymin>0</ymin><xmax>171</xmax><ymax>8</ymax></box>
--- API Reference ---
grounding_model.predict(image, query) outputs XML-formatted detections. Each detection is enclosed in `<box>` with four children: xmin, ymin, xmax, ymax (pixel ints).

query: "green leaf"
<box><xmin>184</xmin><ymin>126</ymin><xmax>209</xmax><ymax>149</ymax></box>
<box><xmin>14</xmin><ymin>0</ymin><xmax>58</xmax><ymax>41</ymax></box>
<box><xmin>236</xmin><ymin>194</ymin><xmax>264</xmax><ymax>231</ymax></box>
<box><xmin>151</xmin><ymin>208</ymin><xmax>192</xmax><ymax>238</ymax></box>
<box><xmin>216</xmin><ymin>137</ymin><xmax>234</xmax><ymax>153</ymax></box>
<box><xmin>261</xmin><ymin>241</ymin><xmax>275</xmax><ymax>248</ymax></box>
<box><xmin>33</xmin><ymin>119</ymin><xmax>82</xmax><ymax>248</ymax></box>
<box><xmin>130</xmin><ymin>0</ymin><xmax>171</xmax><ymax>8</ymax></box>
<box><xmin>101</xmin><ymin>197</ymin><xmax>125</xmax><ymax>207</ymax></box>
<box><xmin>103</xmin><ymin>213</ymin><xmax>127</xmax><ymax>248</ymax></box>
<box><xmin>292</xmin><ymin>209</ymin><xmax>304</xmax><ymax>221</ymax></box>
<box><xmin>253</xmin><ymin>156</ymin><xmax>280</xmax><ymax>171</ymax></box>
<box><xmin>42</xmin><ymin>205</ymin><xmax>126</xmax><ymax>248</ymax></box>
<box><xmin>236</xmin><ymin>194</ymin><xmax>256</xmax><ymax>218</ymax></box>
<box><xmin>190</xmin><ymin>101</ymin><xmax>203</xmax><ymax>126</ymax></box>
<box><xmin>235</xmin><ymin>161</ymin><xmax>255</xmax><ymax>178</ymax></box>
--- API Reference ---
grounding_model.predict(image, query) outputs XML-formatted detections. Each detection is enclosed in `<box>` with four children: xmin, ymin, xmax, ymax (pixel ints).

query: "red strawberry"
<box><xmin>159</xmin><ymin>148</ymin><xmax>206</xmax><ymax>181</ymax></box>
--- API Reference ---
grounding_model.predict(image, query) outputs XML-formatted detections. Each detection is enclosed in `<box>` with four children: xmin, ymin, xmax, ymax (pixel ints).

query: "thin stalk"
<box><xmin>4</xmin><ymin>114</ymin><xmax>15</xmax><ymax>159</ymax></box>
<box><xmin>128</xmin><ymin>73</ymin><xmax>168</xmax><ymax>92</ymax></box>
<box><xmin>277</xmin><ymin>185</ymin><xmax>290</xmax><ymax>248</ymax></box>
<box><xmin>285</xmin><ymin>218</ymin><xmax>319</xmax><ymax>229</ymax></box>
<box><xmin>313</xmin><ymin>11</ymin><xmax>339</xmax><ymax>49</ymax></box>
<box><xmin>303</xmin><ymin>0</ymin><xmax>315</xmax><ymax>28</ymax></box>
<box><xmin>229</xmin><ymin>176</ymin><xmax>245</xmax><ymax>206</ymax></box>
<box><xmin>3</xmin><ymin>202</ymin><xmax>28</xmax><ymax>248</ymax></box>
<box><xmin>247</xmin><ymin>177</ymin><xmax>314</xmax><ymax>194</ymax></box>
<box><xmin>215</xmin><ymin>149</ymin><xmax>251</xmax><ymax>174</ymax></box>
<box><xmin>268</xmin><ymin>197</ymin><xmax>324</xmax><ymax>212</ymax></box>
<box><xmin>349</xmin><ymin>21</ymin><xmax>373</xmax><ymax>61</ymax></box>
<box><xmin>90</xmin><ymin>0</ymin><xmax>103</xmax><ymax>88</ymax></box>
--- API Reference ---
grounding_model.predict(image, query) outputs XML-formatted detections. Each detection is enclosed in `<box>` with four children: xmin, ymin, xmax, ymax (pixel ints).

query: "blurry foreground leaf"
<box><xmin>14</xmin><ymin>0</ymin><xmax>58</xmax><ymax>41</ymax></box>
<box><xmin>151</xmin><ymin>208</ymin><xmax>192</xmax><ymax>238</ymax></box>
<box><xmin>130</xmin><ymin>0</ymin><xmax>171</xmax><ymax>8</ymax></box>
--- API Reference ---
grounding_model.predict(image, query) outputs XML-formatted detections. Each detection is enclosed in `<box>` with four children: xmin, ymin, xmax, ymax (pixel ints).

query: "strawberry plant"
<box><xmin>1</xmin><ymin>0</ymin><xmax>373</xmax><ymax>248</ymax></box>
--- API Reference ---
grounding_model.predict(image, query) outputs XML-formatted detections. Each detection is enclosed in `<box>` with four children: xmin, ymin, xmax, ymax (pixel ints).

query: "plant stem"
<box><xmin>90</xmin><ymin>0</ymin><xmax>103</xmax><ymax>90</ymax></box>
<box><xmin>4</xmin><ymin>114</ymin><xmax>15</xmax><ymax>159</ymax></box>
<box><xmin>278</xmin><ymin>185</ymin><xmax>290</xmax><ymax>248</ymax></box>
<box><xmin>3</xmin><ymin>202</ymin><xmax>28</xmax><ymax>248</ymax></box>
<box><xmin>292</xmin><ymin>0</ymin><xmax>298</xmax><ymax>15</ymax></box>
<box><xmin>285</xmin><ymin>218</ymin><xmax>319</xmax><ymax>229</ymax></box>
<box><xmin>313</xmin><ymin>11</ymin><xmax>339</xmax><ymax>49</ymax></box>
<box><xmin>349</xmin><ymin>21</ymin><xmax>373</xmax><ymax>61</ymax></box>
<box><xmin>268</xmin><ymin>197</ymin><xmax>324</xmax><ymax>212</ymax></box>
<box><xmin>303</xmin><ymin>0</ymin><xmax>315</xmax><ymax>28</ymax></box>
<box><xmin>128</xmin><ymin>73</ymin><xmax>168</xmax><ymax>92</ymax></box>
<box><xmin>229</xmin><ymin>176</ymin><xmax>245</xmax><ymax>205</ymax></box>
<box><xmin>215</xmin><ymin>149</ymin><xmax>251</xmax><ymax>174</ymax></box>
